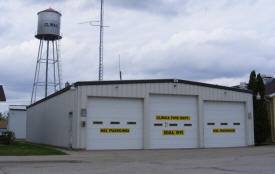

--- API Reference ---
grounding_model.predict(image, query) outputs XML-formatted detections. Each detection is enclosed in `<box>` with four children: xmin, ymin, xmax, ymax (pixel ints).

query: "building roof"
<box><xmin>38</xmin><ymin>8</ymin><xmax>61</xmax><ymax>15</ymax></box>
<box><xmin>0</xmin><ymin>85</ymin><xmax>6</xmax><ymax>102</ymax></box>
<box><xmin>266</xmin><ymin>79</ymin><xmax>275</xmax><ymax>96</ymax></box>
<box><xmin>9</xmin><ymin>105</ymin><xmax>27</xmax><ymax>111</ymax></box>
<box><xmin>28</xmin><ymin>79</ymin><xmax>252</xmax><ymax>108</ymax></box>
<box><xmin>73</xmin><ymin>79</ymin><xmax>252</xmax><ymax>93</ymax></box>
<box><xmin>0</xmin><ymin>120</ymin><xmax>7</xmax><ymax>129</ymax></box>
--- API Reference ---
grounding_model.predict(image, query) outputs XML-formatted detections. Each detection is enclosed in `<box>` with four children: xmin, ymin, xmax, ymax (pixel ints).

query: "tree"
<box><xmin>248</xmin><ymin>71</ymin><xmax>270</xmax><ymax>144</ymax></box>
<box><xmin>248</xmin><ymin>70</ymin><xmax>257</xmax><ymax>96</ymax></box>
<box><xmin>0</xmin><ymin>112</ymin><xmax>6</xmax><ymax>121</ymax></box>
<box><xmin>256</xmin><ymin>74</ymin><xmax>265</xmax><ymax>100</ymax></box>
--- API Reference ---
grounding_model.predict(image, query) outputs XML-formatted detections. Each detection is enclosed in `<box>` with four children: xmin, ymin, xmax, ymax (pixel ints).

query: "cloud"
<box><xmin>106</xmin><ymin>0</ymin><xmax>183</xmax><ymax>16</ymax></box>
<box><xmin>1</xmin><ymin>0</ymin><xmax>275</xmax><ymax>112</ymax></box>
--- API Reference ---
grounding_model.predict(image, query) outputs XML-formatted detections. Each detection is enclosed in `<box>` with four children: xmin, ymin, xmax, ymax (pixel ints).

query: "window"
<box><xmin>169</xmin><ymin>123</ymin><xmax>178</xmax><ymax>126</ymax></box>
<box><xmin>80</xmin><ymin>108</ymin><xmax>87</xmax><ymax>117</ymax></box>
<box><xmin>127</xmin><ymin>122</ymin><xmax>136</xmax><ymax>125</ymax></box>
<box><xmin>93</xmin><ymin>121</ymin><xmax>103</xmax><ymax>125</ymax></box>
<box><xmin>110</xmin><ymin>121</ymin><xmax>120</xmax><ymax>125</ymax></box>
<box><xmin>207</xmin><ymin>123</ymin><xmax>215</xmax><ymax>126</ymax></box>
<box><xmin>184</xmin><ymin>124</ymin><xmax>192</xmax><ymax>126</ymax></box>
<box><xmin>154</xmin><ymin>123</ymin><xmax>163</xmax><ymax>126</ymax></box>
<box><xmin>221</xmin><ymin>123</ymin><xmax>228</xmax><ymax>126</ymax></box>
<box><xmin>233</xmin><ymin>123</ymin><xmax>240</xmax><ymax>126</ymax></box>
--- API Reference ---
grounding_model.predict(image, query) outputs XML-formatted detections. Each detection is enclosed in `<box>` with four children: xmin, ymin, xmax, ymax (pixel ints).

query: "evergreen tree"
<box><xmin>248</xmin><ymin>71</ymin><xmax>270</xmax><ymax>144</ymax></box>
<box><xmin>248</xmin><ymin>70</ymin><xmax>257</xmax><ymax>96</ymax></box>
<box><xmin>256</xmin><ymin>74</ymin><xmax>265</xmax><ymax>100</ymax></box>
<box><xmin>0</xmin><ymin>112</ymin><xmax>6</xmax><ymax>121</ymax></box>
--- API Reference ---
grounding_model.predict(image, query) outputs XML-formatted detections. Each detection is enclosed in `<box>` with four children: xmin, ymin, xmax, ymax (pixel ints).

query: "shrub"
<box><xmin>0</xmin><ymin>131</ymin><xmax>15</xmax><ymax>145</ymax></box>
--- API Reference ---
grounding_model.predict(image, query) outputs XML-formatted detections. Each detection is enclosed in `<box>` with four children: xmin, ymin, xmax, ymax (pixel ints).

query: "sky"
<box><xmin>1</xmin><ymin>0</ymin><xmax>275</xmax><ymax>112</ymax></box>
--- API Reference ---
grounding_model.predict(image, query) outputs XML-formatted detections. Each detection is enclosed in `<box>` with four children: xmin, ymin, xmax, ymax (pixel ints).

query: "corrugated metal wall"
<box><xmin>76</xmin><ymin>82</ymin><xmax>254</xmax><ymax>149</ymax></box>
<box><xmin>8</xmin><ymin>110</ymin><xmax>27</xmax><ymax>139</ymax></box>
<box><xmin>26</xmin><ymin>90</ymin><xmax>75</xmax><ymax>148</ymax></box>
<box><xmin>27</xmin><ymin>82</ymin><xmax>254</xmax><ymax>149</ymax></box>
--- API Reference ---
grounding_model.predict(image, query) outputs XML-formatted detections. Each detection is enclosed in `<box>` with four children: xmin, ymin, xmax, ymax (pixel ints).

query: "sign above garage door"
<box><xmin>156</xmin><ymin>115</ymin><xmax>190</xmax><ymax>120</ymax></box>
<box><xmin>162</xmin><ymin>130</ymin><xmax>185</xmax><ymax>135</ymax></box>
<box><xmin>100</xmin><ymin>128</ymin><xmax>130</xmax><ymax>133</ymax></box>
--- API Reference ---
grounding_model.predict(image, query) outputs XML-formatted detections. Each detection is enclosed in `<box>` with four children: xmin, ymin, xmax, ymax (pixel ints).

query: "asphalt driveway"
<box><xmin>0</xmin><ymin>145</ymin><xmax>275</xmax><ymax>174</ymax></box>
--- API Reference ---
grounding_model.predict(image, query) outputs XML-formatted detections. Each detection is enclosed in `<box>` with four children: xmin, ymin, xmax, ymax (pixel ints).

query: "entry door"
<box><xmin>86</xmin><ymin>97</ymin><xmax>143</xmax><ymax>150</ymax></box>
<box><xmin>149</xmin><ymin>95</ymin><xmax>199</xmax><ymax>149</ymax></box>
<box><xmin>203</xmin><ymin>101</ymin><xmax>246</xmax><ymax>147</ymax></box>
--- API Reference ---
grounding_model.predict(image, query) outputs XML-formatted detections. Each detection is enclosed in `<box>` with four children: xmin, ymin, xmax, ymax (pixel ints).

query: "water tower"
<box><xmin>31</xmin><ymin>8</ymin><xmax>62</xmax><ymax>104</ymax></box>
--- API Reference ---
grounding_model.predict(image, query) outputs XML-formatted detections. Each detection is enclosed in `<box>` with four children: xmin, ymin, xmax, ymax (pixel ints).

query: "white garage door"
<box><xmin>86</xmin><ymin>97</ymin><xmax>143</xmax><ymax>150</ymax></box>
<box><xmin>203</xmin><ymin>101</ymin><xmax>246</xmax><ymax>148</ymax></box>
<box><xmin>149</xmin><ymin>95</ymin><xmax>198</xmax><ymax>149</ymax></box>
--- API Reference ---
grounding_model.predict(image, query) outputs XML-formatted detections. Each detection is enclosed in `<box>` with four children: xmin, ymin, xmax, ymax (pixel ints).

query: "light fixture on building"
<box><xmin>256</xmin><ymin>92</ymin><xmax>261</xmax><ymax>100</ymax></box>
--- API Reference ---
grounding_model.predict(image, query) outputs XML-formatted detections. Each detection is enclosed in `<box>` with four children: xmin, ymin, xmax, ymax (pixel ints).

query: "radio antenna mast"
<box><xmin>98</xmin><ymin>0</ymin><xmax>104</xmax><ymax>80</ymax></box>
<box><xmin>119</xmin><ymin>54</ymin><xmax>122</xmax><ymax>80</ymax></box>
<box><xmin>79</xmin><ymin>0</ymin><xmax>107</xmax><ymax>81</ymax></box>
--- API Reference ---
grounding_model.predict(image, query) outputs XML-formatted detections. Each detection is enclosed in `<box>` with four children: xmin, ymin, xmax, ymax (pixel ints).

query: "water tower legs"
<box><xmin>31</xmin><ymin>39</ymin><xmax>62</xmax><ymax>104</ymax></box>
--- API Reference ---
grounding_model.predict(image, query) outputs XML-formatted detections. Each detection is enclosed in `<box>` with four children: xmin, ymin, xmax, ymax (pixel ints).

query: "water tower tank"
<box><xmin>35</xmin><ymin>8</ymin><xmax>62</xmax><ymax>40</ymax></box>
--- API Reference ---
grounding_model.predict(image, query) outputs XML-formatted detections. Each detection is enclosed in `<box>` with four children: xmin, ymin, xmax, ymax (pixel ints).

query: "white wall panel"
<box><xmin>8</xmin><ymin>110</ymin><xmax>27</xmax><ymax>139</ymax></box>
<box><xmin>26</xmin><ymin>90</ymin><xmax>75</xmax><ymax>148</ymax></box>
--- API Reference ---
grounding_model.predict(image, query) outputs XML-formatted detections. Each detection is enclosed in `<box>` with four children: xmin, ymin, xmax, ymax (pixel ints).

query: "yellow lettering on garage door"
<box><xmin>156</xmin><ymin>115</ymin><xmax>190</xmax><ymax>120</ymax></box>
<box><xmin>100</xmin><ymin>128</ymin><xmax>130</xmax><ymax>133</ymax></box>
<box><xmin>213</xmin><ymin>129</ymin><xmax>236</xmax><ymax>133</ymax></box>
<box><xmin>162</xmin><ymin>130</ymin><xmax>184</xmax><ymax>135</ymax></box>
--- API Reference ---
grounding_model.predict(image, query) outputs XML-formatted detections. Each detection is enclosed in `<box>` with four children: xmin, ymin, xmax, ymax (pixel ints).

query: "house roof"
<box><xmin>0</xmin><ymin>85</ymin><xmax>6</xmax><ymax>102</ymax></box>
<box><xmin>266</xmin><ymin>79</ymin><xmax>275</xmax><ymax>96</ymax></box>
<box><xmin>28</xmin><ymin>79</ymin><xmax>252</xmax><ymax>108</ymax></box>
<box><xmin>0</xmin><ymin>120</ymin><xmax>7</xmax><ymax>129</ymax></box>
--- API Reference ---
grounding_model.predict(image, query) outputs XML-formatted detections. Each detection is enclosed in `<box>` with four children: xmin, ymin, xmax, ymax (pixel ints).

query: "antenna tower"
<box><xmin>79</xmin><ymin>0</ymin><xmax>108</xmax><ymax>81</ymax></box>
<box><xmin>98</xmin><ymin>0</ymin><xmax>104</xmax><ymax>81</ymax></box>
<box><xmin>119</xmin><ymin>54</ymin><xmax>122</xmax><ymax>80</ymax></box>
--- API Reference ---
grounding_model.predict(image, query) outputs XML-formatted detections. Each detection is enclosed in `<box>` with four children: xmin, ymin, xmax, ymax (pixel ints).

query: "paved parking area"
<box><xmin>0</xmin><ymin>145</ymin><xmax>275</xmax><ymax>174</ymax></box>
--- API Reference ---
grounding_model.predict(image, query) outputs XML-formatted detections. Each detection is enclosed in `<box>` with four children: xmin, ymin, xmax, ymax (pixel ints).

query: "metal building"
<box><xmin>8</xmin><ymin>105</ymin><xmax>27</xmax><ymax>139</ymax></box>
<box><xmin>26</xmin><ymin>79</ymin><xmax>254</xmax><ymax>150</ymax></box>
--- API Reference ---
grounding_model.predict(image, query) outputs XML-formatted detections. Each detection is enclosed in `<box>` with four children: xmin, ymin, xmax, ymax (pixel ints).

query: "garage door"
<box><xmin>203</xmin><ymin>101</ymin><xmax>246</xmax><ymax>147</ymax></box>
<box><xmin>86</xmin><ymin>97</ymin><xmax>143</xmax><ymax>150</ymax></box>
<box><xmin>149</xmin><ymin>95</ymin><xmax>198</xmax><ymax>149</ymax></box>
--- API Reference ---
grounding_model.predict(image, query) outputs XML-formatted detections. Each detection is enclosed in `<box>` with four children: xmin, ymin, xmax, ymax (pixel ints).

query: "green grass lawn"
<box><xmin>0</xmin><ymin>141</ymin><xmax>66</xmax><ymax>156</ymax></box>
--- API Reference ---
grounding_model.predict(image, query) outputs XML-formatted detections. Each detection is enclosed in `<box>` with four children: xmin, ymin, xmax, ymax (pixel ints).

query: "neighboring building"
<box><xmin>0</xmin><ymin>120</ymin><xmax>7</xmax><ymax>135</ymax></box>
<box><xmin>27</xmin><ymin>79</ymin><xmax>254</xmax><ymax>150</ymax></box>
<box><xmin>233</xmin><ymin>82</ymin><xmax>248</xmax><ymax>90</ymax></box>
<box><xmin>0</xmin><ymin>85</ymin><xmax>6</xmax><ymax>102</ymax></box>
<box><xmin>8</xmin><ymin>105</ymin><xmax>27</xmax><ymax>139</ymax></box>
<box><xmin>265</xmin><ymin>79</ymin><xmax>275</xmax><ymax>143</ymax></box>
